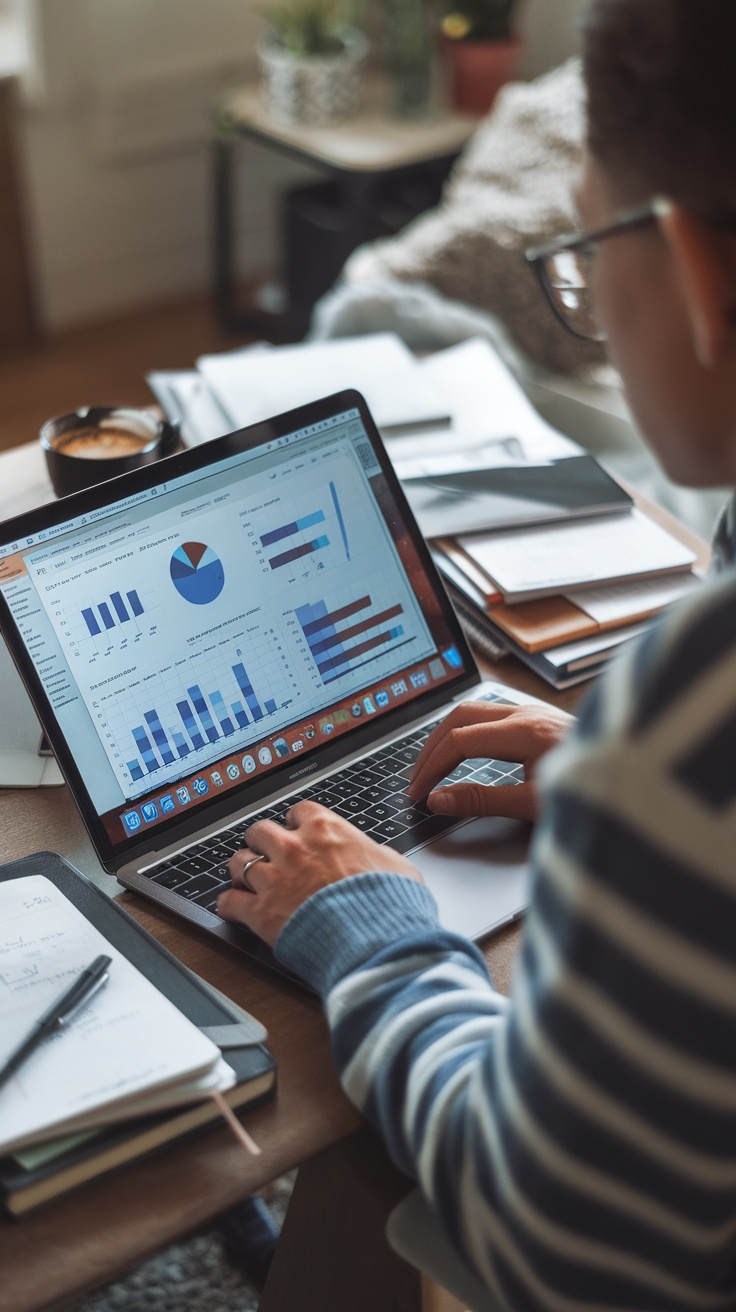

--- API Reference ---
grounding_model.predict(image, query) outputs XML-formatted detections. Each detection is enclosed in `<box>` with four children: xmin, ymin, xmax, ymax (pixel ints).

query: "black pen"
<box><xmin>0</xmin><ymin>954</ymin><xmax>112</xmax><ymax>1094</ymax></box>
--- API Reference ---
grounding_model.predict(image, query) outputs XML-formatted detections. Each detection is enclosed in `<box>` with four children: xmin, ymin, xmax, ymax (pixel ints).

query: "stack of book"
<box><xmin>429</xmin><ymin>491</ymin><xmax>701</xmax><ymax>690</ymax></box>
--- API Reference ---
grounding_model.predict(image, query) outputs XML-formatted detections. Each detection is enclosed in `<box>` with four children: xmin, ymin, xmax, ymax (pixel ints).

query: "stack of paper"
<box><xmin>433</xmin><ymin>511</ymin><xmax>700</xmax><ymax>688</ymax></box>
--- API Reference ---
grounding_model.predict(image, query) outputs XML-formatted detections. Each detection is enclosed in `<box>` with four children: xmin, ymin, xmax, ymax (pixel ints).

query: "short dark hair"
<box><xmin>583</xmin><ymin>0</ymin><xmax>736</xmax><ymax>218</ymax></box>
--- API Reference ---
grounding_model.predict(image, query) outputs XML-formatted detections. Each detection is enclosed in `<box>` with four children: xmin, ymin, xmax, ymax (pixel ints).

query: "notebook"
<box><xmin>0</xmin><ymin>874</ymin><xmax>232</xmax><ymax>1157</ymax></box>
<box><xmin>0</xmin><ymin>389</ymin><xmax>565</xmax><ymax>973</ymax></box>
<box><xmin>0</xmin><ymin>851</ymin><xmax>275</xmax><ymax>1214</ymax></box>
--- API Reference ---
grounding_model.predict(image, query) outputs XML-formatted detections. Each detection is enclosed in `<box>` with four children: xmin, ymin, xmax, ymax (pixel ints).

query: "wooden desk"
<box><xmin>0</xmin><ymin>444</ymin><xmax>709</xmax><ymax>1312</ymax></box>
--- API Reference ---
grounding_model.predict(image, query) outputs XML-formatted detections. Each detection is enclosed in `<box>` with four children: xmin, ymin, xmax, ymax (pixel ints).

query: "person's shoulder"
<box><xmin>627</xmin><ymin>569</ymin><xmax>736</xmax><ymax>733</ymax></box>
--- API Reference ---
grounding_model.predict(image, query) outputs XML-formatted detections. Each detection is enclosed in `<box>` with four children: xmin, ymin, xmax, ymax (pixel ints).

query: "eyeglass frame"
<box><xmin>526</xmin><ymin>198</ymin><xmax>736</xmax><ymax>341</ymax></box>
<box><xmin>524</xmin><ymin>200</ymin><xmax>672</xmax><ymax>342</ymax></box>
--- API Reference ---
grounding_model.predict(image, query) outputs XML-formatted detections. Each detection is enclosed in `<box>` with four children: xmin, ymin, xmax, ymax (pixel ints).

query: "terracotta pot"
<box><xmin>444</xmin><ymin>36</ymin><xmax>522</xmax><ymax>115</ymax></box>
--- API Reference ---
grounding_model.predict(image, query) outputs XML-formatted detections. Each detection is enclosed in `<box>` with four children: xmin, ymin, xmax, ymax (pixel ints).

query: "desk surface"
<box><xmin>0</xmin><ymin>440</ymin><xmax>709</xmax><ymax>1312</ymax></box>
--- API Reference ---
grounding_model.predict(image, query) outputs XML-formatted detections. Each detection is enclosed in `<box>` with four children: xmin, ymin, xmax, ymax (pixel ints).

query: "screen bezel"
<box><xmin>0</xmin><ymin>389</ymin><xmax>479</xmax><ymax>870</ymax></box>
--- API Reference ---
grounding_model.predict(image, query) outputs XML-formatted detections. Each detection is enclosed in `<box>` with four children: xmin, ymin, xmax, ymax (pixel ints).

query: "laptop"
<box><xmin>0</xmin><ymin>390</ymin><xmax>544</xmax><ymax>975</ymax></box>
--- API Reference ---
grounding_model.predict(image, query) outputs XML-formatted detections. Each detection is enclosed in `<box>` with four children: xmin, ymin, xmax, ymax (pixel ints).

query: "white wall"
<box><xmin>518</xmin><ymin>0</ymin><xmax>588</xmax><ymax>78</ymax></box>
<box><xmin>15</xmin><ymin>0</ymin><xmax>585</xmax><ymax>332</ymax></box>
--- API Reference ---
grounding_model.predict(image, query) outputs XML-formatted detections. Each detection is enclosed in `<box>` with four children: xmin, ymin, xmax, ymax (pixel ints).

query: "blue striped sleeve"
<box><xmin>276</xmin><ymin>573</ymin><xmax>736</xmax><ymax>1311</ymax></box>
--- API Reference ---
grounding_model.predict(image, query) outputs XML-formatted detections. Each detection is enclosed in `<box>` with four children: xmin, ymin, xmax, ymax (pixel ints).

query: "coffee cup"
<box><xmin>40</xmin><ymin>407</ymin><xmax>180</xmax><ymax>498</ymax></box>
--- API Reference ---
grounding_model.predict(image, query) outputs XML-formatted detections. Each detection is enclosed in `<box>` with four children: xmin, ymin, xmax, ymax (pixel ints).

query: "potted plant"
<box><xmin>441</xmin><ymin>0</ymin><xmax>521</xmax><ymax>115</ymax></box>
<box><xmin>258</xmin><ymin>0</ymin><xmax>369</xmax><ymax>126</ymax></box>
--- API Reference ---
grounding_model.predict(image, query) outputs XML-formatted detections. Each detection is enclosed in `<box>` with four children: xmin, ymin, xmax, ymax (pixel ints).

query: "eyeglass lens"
<box><xmin>542</xmin><ymin>250</ymin><xmax>606</xmax><ymax>342</ymax></box>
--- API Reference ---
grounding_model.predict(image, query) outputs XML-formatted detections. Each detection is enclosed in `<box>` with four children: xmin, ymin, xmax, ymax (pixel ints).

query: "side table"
<box><xmin>213</xmin><ymin>83</ymin><xmax>477</xmax><ymax>337</ymax></box>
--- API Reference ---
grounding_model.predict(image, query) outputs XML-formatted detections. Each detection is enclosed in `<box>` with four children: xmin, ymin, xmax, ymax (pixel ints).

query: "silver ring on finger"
<box><xmin>240</xmin><ymin>852</ymin><xmax>267</xmax><ymax>894</ymax></box>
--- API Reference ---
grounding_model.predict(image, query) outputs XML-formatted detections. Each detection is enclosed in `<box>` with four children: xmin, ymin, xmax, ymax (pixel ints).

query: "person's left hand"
<box><xmin>218</xmin><ymin>801</ymin><xmax>422</xmax><ymax>946</ymax></box>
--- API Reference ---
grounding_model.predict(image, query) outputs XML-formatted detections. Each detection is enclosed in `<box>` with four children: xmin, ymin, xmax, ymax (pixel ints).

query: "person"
<box><xmin>218</xmin><ymin>2</ymin><xmax>736</xmax><ymax>1306</ymax></box>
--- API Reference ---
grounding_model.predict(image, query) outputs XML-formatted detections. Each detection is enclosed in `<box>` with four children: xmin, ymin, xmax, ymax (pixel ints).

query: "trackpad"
<box><xmin>410</xmin><ymin>816</ymin><xmax>531</xmax><ymax>942</ymax></box>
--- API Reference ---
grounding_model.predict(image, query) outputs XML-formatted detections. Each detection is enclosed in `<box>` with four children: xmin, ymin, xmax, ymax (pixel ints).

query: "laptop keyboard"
<box><xmin>142</xmin><ymin>693</ymin><xmax>524</xmax><ymax>917</ymax></box>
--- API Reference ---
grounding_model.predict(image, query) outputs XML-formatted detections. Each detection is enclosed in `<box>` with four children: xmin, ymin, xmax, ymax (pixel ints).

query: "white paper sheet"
<box><xmin>197</xmin><ymin>333</ymin><xmax>451</xmax><ymax>435</ymax></box>
<box><xmin>568</xmin><ymin>573</ymin><xmax>700</xmax><ymax>625</ymax></box>
<box><xmin>416</xmin><ymin>339</ymin><xmax>580</xmax><ymax>461</ymax></box>
<box><xmin>460</xmin><ymin>509</ymin><xmax>696</xmax><ymax>600</ymax></box>
<box><xmin>0</xmin><ymin>876</ymin><xmax>231</xmax><ymax>1155</ymax></box>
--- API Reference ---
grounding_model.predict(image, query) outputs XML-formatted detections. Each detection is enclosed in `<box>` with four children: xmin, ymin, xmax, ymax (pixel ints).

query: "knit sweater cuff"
<box><xmin>274</xmin><ymin>872</ymin><xmax>441</xmax><ymax>996</ymax></box>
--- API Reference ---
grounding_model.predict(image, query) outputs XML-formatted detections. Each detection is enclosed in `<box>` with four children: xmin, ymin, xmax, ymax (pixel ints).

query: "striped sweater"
<box><xmin>276</xmin><ymin>506</ymin><xmax>736</xmax><ymax>1311</ymax></box>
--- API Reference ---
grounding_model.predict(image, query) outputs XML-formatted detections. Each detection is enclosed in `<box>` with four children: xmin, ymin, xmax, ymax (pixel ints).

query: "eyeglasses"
<box><xmin>524</xmin><ymin>201</ymin><xmax>667</xmax><ymax>342</ymax></box>
<box><xmin>527</xmin><ymin>199</ymin><xmax>736</xmax><ymax>342</ymax></box>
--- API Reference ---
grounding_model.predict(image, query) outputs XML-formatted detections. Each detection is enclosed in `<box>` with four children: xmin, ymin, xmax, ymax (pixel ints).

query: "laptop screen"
<box><xmin>0</xmin><ymin>394</ymin><xmax>475</xmax><ymax>860</ymax></box>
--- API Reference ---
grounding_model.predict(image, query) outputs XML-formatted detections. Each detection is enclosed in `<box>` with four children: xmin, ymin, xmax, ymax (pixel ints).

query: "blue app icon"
<box><xmin>442</xmin><ymin>646</ymin><xmax>463</xmax><ymax>670</ymax></box>
<box><xmin>160</xmin><ymin>794</ymin><xmax>175</xmax><ymax>814</ymax></box>
<box><xmin>122</xmin><ymin>810</ymin><xmax>141</xmax><ymax>833</ymax></box>
<box><xmin>141</xmin><ymin>801</ymin><xmax>159</xmax><ymax>822</ymax></box>
<box><xmin>375</xmin><ymin>690</ymin><xmax>390</xmax><ymax>708</ymax></box>
<box><xmin>176</xmin><ymin>786</ymin><xmax>191</xmax><ymax>805</ymax></box>
<box><xmin>273</xmin><ymin>737</ymin><xmax>290</xmax><ymax>758</ymax></box>
<box><xmin>192</xmin><ymin>776</ymin><xmax>209</xmax><ymax>796</ymax></box>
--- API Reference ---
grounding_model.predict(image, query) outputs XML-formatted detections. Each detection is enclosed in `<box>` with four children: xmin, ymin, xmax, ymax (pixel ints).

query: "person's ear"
<box><xmin>656</xmin><ymin>200</ymin><xmax>736</xmax><ymax>368</ymax></box>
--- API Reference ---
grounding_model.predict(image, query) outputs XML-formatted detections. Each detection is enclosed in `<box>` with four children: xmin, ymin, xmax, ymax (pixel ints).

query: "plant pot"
<box><xmin>444</xmin><ymin>36</ymin><xmax>522</xmax><ymax>115</ymax></box>
<box><xmin>258</xmin><ymin>28</ymin><xmax>369</xmax><ymax>127</ymax></box>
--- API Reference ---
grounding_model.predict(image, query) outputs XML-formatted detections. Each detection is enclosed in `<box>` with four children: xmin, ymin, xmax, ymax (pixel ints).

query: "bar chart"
<box><xmin>120</xmin><ymin>636</ymin><xmax>298</xmax><ymax>783</ymax></box>
<box><xmin>259</xmin><ymin>482</ymin><xmax>350</xmax><ymax>572</ymax></box>
<box><xmin>295</xmin><ymin>595</ymin><xmax>405</xmax><ymax>686</ymax></box>
<box><xmin>81</xmin><ymin>589</ymin><xmax>144</xmax><ymax>636</ymax></box>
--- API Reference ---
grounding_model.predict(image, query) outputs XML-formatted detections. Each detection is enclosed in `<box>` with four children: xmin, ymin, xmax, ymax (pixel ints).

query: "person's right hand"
<box><xmin>408</xmin><ymin>701</ymin><xmax>574</xmax><ymax>823</ymax></box>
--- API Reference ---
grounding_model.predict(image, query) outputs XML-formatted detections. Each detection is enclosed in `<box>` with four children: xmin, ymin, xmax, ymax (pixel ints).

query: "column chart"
<box><xmin>115</xmin><ymin>634</ymin><xmax>301</xmax><ymax>786</ymax></box>
<box><xmin>81</xmin><ymin>589</ymin><xmax>144</xmax><ymax>636</ymax></box>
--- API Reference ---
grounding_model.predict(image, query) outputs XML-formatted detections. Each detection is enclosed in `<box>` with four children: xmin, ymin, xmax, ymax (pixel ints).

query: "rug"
<box><xmin>75</xmin><ymin>1175</ymin><xmax>295</xmax><ymax>1312</ymax></box>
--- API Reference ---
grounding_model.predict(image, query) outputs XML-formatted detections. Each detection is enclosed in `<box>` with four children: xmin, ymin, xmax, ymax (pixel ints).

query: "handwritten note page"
<box><xmin>0</xmin><ymin>876</ymin><xmax>229</xmax><ymax>1155</ymax></box>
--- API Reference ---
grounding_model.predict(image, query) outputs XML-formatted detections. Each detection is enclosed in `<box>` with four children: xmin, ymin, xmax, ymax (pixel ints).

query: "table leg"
<box><xmin>258</xmin><ymin>1127</ymin><xmax>423</xmax><ymax>1312</ymax></box>
<box><xmin>213</xmin><ymin>136</ymin><xmax>240</xmax><ymax>333</ymax></box>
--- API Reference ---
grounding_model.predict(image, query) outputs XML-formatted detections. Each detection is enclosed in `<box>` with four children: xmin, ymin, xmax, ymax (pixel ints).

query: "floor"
<box><xmin>0</xmin><ymin>292</ymin><xmax>254</xmax><ymax>454</ymax></box>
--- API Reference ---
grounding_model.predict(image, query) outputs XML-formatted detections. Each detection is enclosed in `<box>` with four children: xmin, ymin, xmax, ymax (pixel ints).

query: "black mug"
<box><xmin>40</xmin><ymin>407</ymin><xmax>180</xmax><ymax>499</ymax></box>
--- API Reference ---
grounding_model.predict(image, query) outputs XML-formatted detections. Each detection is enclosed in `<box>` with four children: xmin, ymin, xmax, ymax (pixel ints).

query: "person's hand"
<box><xmin>408</xmin><ymin>701</ymin><xmax>574</xmax><ymax>823</ymax></box>
<box><xmin>218</xmin><ymin>801</ymin><xmax>422</xmax><ymax>946</ymax></box>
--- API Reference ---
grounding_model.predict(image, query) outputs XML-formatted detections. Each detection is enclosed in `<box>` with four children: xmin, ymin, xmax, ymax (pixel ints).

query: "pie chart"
<box><xmin>170</xmin><ymin>542</ymin><xmax>225</xmax><ymax>605</ymax></box>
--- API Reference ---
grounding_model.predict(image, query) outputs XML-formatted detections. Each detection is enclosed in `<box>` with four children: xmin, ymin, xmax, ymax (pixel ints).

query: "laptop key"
<box><xmin>364</xmin><ymin>803</ymin><xmax>396</xmax><ymax>823</ymax></box>
<box><xmin>204</xmin><ymin>843</ymin><xmax>236</xmax><ymax>862</ymax></box>
<box><xmin>382</xmin><ymin>774</ymin><xmax>412</xmax><ymax>793</ymax></box>
<box><xmin>149</xmin><ymin>866</ymin><xmax>194</xmax><ymax>891</ymax></box>
<box><xmin>348</xmin><ymin>813</ymin><xmax>379</xmax><ymax>833</ymax></box>
<box><xmin>336</xmin><ymin>795</ymin><xmax>372</xmax><ymax>815</ymax></box>
<box><xmin>360</xmin><ymin>786</ymin><xmax>387</xmax><ymax>804</ymax></box>
<box><xmin>309</xmin><ymin>790</ymin><xmax>341</xmax><ymax>809</ymax></box>
<box><xmin>179</xmin><ymin>873</ymin><xmax>224</xmax><ymax>901</ymax></box>
<box><xmin>329</xmin><ymin>781</ymin><xmax>356</xmax><ymax>799</ymax></box>
<box><xmin>178</xmin><ymin>856</ymin><xmax>213</xmax><ymax>876</ymax></box>
<box><xmin>371</xmin><ymin>819</ymin><xmax>408</xmax><ymax>842</ymax></box>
